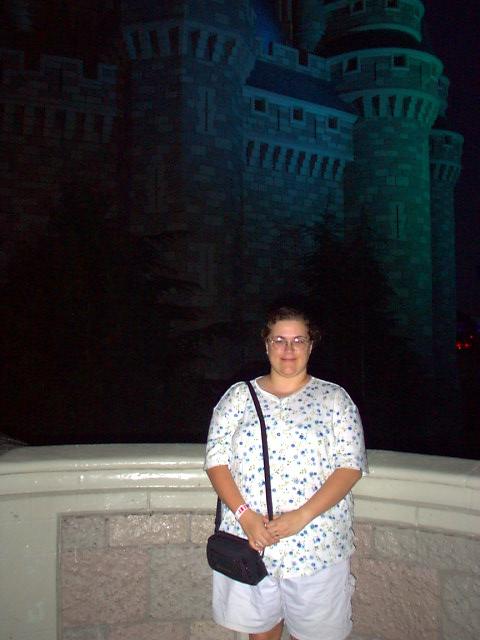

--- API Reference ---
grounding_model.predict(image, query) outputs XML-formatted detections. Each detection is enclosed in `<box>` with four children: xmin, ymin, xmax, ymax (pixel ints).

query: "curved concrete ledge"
<box><xmin>1</xmin><ymin>445</ymin><xmax>479</xmax><ymax>535</ymax></box>
<box><xmin>0</xmin><ymin>445</ymin><xmax>479</xmax><ymax>640</ymax></box>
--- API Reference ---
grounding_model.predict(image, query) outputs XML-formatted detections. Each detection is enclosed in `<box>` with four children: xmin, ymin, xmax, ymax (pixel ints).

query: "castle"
<box><xmin>0</xmin><ymin>0</ymin><xmax>463</xmax><ymax>384</ymax></box>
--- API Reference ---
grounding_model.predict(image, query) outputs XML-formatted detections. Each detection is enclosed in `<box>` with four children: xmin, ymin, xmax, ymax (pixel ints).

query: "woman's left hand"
<box><xmin>265</xmin><ymin>508</ymin><xmax>310</xmax><ymax>540</ymax></box>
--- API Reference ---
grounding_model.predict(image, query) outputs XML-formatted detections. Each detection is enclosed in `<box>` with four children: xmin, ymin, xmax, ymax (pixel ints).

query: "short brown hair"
<box><xmin>261</xmin><ymin>306</ymin><xmax>321</xmax><ymax>344</ymax></box>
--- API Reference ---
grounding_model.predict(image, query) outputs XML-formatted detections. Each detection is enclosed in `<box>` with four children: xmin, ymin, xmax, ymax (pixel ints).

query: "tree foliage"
<box><xmin>303</xmin><ymin>223</ymin><xmax>434</xmax><ymax>452</ymax></box>
<box><xmin>0</xmin><ymin>185</ymin><xmax>194</xmax><ymax>444</ymax></box>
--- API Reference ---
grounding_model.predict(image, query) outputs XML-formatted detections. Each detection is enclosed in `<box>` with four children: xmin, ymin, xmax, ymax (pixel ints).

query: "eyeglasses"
<box><xmin>268</xmin><ymin>336</ymin><xmax>311</xmax><ymax>350</ymax></box>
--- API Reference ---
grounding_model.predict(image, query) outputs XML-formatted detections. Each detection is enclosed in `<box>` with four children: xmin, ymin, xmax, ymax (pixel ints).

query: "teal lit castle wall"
<box><xmin>0</xmin><ymin>0</ymin><xmax>463</xmax><ymax>382</ymax></box>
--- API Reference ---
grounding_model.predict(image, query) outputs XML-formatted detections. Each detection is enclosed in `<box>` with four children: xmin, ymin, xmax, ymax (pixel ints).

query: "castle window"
<box><xmin>223</xmin><ymin>39</ymin><xmax>236</xmax><ymax>63</ymax></box>
<box><xmin>350</xmin><ymin>1</ymin><xmax>365</xmax><ymax>13</ymax></box>
<box><xmin>169</xmin><ymin>27</ymin><xmax>180</xmax><ymax>56</ymax></box>
<box><xmin>54</xmin><ymin>109</ymin><xmax>66</xmax><ymax>137</ymax></box>
<box><xmin>74</xmin><ymin>112</ymin><xmax>85</xmax><ymax>139</ymax></box>
<box><xmin>94</xmin><ymin>114</ymin><xmax>104</xmax><ymax>139</ymax></box>
<box><xmin>149</xmin><ymin>30</ymin><xmax>160</xmax><ymax>55</ymax></box>
<box><xmin>352</xmin><ymin>97</ymin><xmax>364</xmax><ymax>117</ymax></box>
<box><xmin>344</xmin><ymin>57</ymin><xmax>358</xmax><ymax>73</ymax></box>
<box><xmin>385</xmin><ymin>0</ymin><xmax>399</xmax><ymax>8</ymax></box>
<box><xmin>254</xmin><ymin>98</ymin><xmax>267</xmax><ymax>113</ymax></box>
<box><xmin>388</xmin><ymin>95</ymin><xmax>397</xmax><ymax>116</ymax></box>
<box><xmin>393</xmin><ymin>55</ymin><xmax>407</xmax><ymax>68</ymax></box>
<box><xmin>13</xmin><ymin>104</ymin><xmax>25</xmax><ymax>135</ymax></box>
<box><xmin>332</xmin><ymin>159</ymin><xmax>340</xmax><ymax>181</ymax></box>
<box><xmin>444</xmin><ymin>135</ymin><xmax>452</xmax><ymax>145</ymax></box>
<box><xmin>327</xmin><ymin>117</ymin><xmax>338</xmax><ymax>130</ymax></box>
<box><xmin>131</xmin><ymin>31</ymin><xmax>142</xmax><ymax>59</ymax></box>
<box><xmin>190</xmin><ymin>31</ymin><xmax>200</xmax><ymax>56</ymax></box>
<box><xmin>402</xmin><ymin>96</ymin><xmax>412</xmax><ymax>117</ymax></box>
<box><xmin>197</xmin><ymin>86</ymin><xmax>215</xmax><ymax>134</ymax></box>
<box><xmin>389</xmin><ymin>202</ymin><xmax>406</xmax><ymax>240</ymax></box>
<box><xmin>292</xmin><ymin>107</ymin><xmax>304</xmax><ymax>122</ymax></box>
<box><xmin>414</xmin><ymin>98</ymin><xmax>423</xmax><ymax>119</ymax></box>
<box><xmin>207</xmin><ymin>34</ymin><xmax>217</xmax><ymax>61</ymax></box>
<box><xmin>298</xmin><ymin>48</ymin><xmax>308</xmax><ymax>66</ymax></box>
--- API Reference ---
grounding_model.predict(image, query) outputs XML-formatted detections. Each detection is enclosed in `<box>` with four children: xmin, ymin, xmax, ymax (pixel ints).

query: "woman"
<box><xmin>205</xmin><ymin>306</ymin><xmax>367</xmax><ymax>640</ymax></box>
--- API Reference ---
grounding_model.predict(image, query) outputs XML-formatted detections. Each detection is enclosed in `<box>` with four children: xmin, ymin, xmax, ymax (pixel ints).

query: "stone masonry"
<box><xmin>0</xmin><ymin>0</ymin><xmax>464</xmax><ymax>381</ymax></box>
<box><xmin>59</xmin><ymin>512</ymin><xmax>480</xmax><ymax>640</ymax></box>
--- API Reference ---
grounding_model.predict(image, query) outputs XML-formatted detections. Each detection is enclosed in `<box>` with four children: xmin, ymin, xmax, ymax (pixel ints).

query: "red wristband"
<box><xmin>234</xmin><ymin>503</ymin><xmax>250</xmax><ymax>521</ymax></box>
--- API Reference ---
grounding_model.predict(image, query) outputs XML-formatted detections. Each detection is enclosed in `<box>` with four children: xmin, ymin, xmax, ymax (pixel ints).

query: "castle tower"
<box><xmin>319</xmin><ymin>0</ymin><xmax>445</xmax><ymax>368</ymax></box>
<box><xmin>121</xmin><ymin>1</ymin><xmax>256</xmax><ymax>348</ymax></box>
<box><xmin>292</xmin><ymin>0</ymin><xmax>326</xmax><ymax>51</ymax></box>
<box><xmin>430</xmin><ymin>115</ymin><xmax>463</xmax><ymax>387</ymax></box>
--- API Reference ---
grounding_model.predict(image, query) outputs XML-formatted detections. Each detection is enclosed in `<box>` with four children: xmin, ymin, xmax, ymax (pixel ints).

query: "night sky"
<box><xmin>423</xmin><ymin>0</ymin><xmax>479</xmax><ymax>317</ymax></box>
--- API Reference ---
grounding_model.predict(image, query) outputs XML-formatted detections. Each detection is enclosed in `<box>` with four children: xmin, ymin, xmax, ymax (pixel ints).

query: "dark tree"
<box><xmin>303</xmin><ymin>222</ymin><xmax>435</xmax><ymax>453</ymax></box>
<box><xmin>0</xmin><ymin>184</ymin><xmax>192</xmax><ymax>444</ymax></box>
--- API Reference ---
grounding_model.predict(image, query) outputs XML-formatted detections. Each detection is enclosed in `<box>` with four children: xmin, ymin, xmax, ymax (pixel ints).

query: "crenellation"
<box><xmin>256</xmin><ymin>38</ymin><xmax>328</xmax><ymax>80</ymax></box>
<box><xmin>325</xmin><ymin>0</ymin><xmax>424</xmax><ymax>42</ymax></box>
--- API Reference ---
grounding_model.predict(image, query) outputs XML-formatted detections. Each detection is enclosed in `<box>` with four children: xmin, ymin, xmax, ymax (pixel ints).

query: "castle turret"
<box><xmin>292</xmin><ymin>0</ymin><xmax>326</xmax><ymax>52</ymax></box>
<box><xmin>430</xmin><ymin>122</ymin><xmax>463</xmax><ymax>387</ymax></box>
<box><xmin>320</xmin><ymin>0</ymin><xmax>443</xmax><ymax>368</ymax></box>
<box><xmin>121</xmin><ymin>0</ymin><xmax>256</xmax><ymax>371</ymax></box>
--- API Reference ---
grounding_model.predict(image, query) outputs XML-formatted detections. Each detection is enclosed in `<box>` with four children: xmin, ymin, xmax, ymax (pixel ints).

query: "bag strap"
<box><xmin>246</xmin><ymin>380</ymin><xmax>273</xmax><ymax>522</ymax></box>
<box><xmin>214</xmin><ymin>380</ymin><xmax>273</xmax><ymax>532</ymax></box>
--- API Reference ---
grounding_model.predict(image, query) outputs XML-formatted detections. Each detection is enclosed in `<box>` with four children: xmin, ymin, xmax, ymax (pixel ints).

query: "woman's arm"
<box><xmin>265</xmin><ymin>467</ymin><xmax>362</xmax><ymax>539</ymax></box>
<box><xmin>207</xmin><ymin>465</ymin><xmax>276</xmax><ymax>550</ymax></box>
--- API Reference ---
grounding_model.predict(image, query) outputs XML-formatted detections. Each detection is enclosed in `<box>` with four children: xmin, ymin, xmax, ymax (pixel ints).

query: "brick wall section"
<box><xmin>59</xmin><ymin>512</ymin><xmax>480</xmax><ymax>640</ymax></box>
<box><xmin>351</xmin><ymin>521</ymin><xmax>480</xmax><ymax>640</ymax></box>
<box><xmin>0</xmin><ymin>49</ymin><xmax>118</xmax><ymax>265</ymax></box>
<box><xmin>60</xmin><ymin>512</ymin><xmax>235</xmax><ymax>640</ymax></box>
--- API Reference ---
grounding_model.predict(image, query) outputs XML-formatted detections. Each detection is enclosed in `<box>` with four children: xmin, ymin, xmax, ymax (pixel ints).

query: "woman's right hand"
<box><xmin>239</xmin><ymin>510</ymin><xmax>276</xmax><ymax>551</ymax></box>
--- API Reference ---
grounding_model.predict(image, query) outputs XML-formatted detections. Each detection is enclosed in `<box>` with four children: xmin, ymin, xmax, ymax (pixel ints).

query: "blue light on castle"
<box><xmin>0</xmin><ymin>0</ymin><xmax>463</xmax><ymax>387</ymax></box>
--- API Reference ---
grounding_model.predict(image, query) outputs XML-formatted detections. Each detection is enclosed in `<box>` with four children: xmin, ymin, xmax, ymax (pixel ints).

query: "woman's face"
<box><xmin>265</xmin><ymin>319</ymin><xmax>313</xmax><ymax>379</ymax></box>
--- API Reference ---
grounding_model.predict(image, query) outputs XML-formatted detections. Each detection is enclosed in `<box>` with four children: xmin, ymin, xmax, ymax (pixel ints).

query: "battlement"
<box><xmin>324</xmin><ymin>0</ymin><xmax>424</xmax><ymax>43</ymax></box>
<box><xmin>0</xmin><ymin>49</ymin><xmax>118</xmax><ymax>144</ymax></box>
<box><xmin>436</xmin><ymin>75</ymin><xmax>450</xmax><ymax>118</ymax></box>
<box><xmin>430</xmin><ymin>129</ymin><xmax>463</xmax><ymax>183</ymax></box>
<box><xmin>0</xmin><ymin>49</ymin><xmax>117</xmax><ymax>85</ymax></box>
<box><xmin>122</xmin><ymin>19</ymin><xmax>255</xmax><ymax>77</ymax></box>
<box><xmin>328</xmin><ymin>47</ymin><xmax>442</xmax><ymax>91</ymax></box>
<box><xmin>245</xmin><ymin>137</ymin><xmax>349</xmax><ymax>182</ymax></box>
<box><xmin>256</xmin><ymin>38</ymin><xmax>328</xmax><ymax>80</ymax></box>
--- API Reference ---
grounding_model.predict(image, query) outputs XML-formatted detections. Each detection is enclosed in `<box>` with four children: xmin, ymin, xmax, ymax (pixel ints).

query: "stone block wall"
<box><xmin>351</xmin><ymin>522</ymin><xmax>480</xmax><ymax>640</ymax></box>
<box><xmin>241</xmin><ymin>77</ymin><xmax>355</xmax><ymax>320</ymax></box>
<box><xmin>0</xmin><ymin>48</ymin><xmax>118</xmax><ymax>263</ymax></box>
<box><xmin>60</xmin><ymin>512</ymin><xmax>234</xmax><ymax>640</ymax></box>
<box><xmin>59</xmin><ymin>512</ymin><xmax>480</xmax><ymax>640</ymax></box>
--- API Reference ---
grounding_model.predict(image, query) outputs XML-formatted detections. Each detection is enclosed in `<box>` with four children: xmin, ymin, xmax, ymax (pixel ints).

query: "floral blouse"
<box><xmin>205</xmin><ymin>377</ymin><xmax>368</xmax><ymax>579</ymax></box>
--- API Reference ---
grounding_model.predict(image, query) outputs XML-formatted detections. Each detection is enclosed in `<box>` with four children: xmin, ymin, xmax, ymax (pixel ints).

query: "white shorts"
<box><xmin>212</xmin><ymin>559</ymin><xmax>354</xmax><ymax>640</ymax></box>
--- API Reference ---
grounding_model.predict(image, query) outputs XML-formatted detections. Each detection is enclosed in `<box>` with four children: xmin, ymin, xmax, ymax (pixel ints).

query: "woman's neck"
<box><xmin>258</xmin><ymin>372</ymin><xmax>310</xmax><ymax>398</ymax></box>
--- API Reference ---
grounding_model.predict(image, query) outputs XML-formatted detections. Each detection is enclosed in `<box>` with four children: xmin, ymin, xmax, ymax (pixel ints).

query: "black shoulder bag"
<box><xmin>206</xmin><ymin>380</ymin><xmax>273</xmax><ymax>585</ymax></box>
